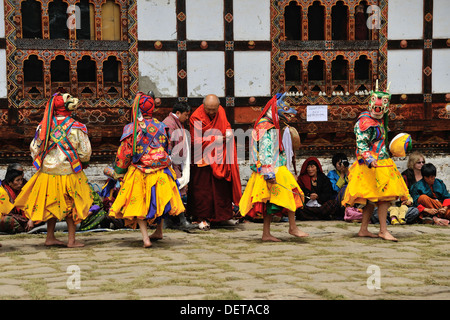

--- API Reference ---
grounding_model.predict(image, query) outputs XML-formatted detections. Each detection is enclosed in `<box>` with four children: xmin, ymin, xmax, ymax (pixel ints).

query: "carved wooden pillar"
<box><xmin>279</xmin><ymin>16</ymin><xmax>285</xmax><ymax>40</ymax></box>
<box><xmin>280</xmin><ymin>66</ymin><xmax>286</xmax><ymax>92</ymax></box>
<box><xmin>302</xmin><ymin>65</ymin><xmax>308</xmax><ymax>94</ymax></box>
<box><xmin>97</xmin><ymin>64</ymin><xmax>103</xmax><ymax>98</ymax></box>
<box><xmin>42</xmin><ymin>2</ymin><xmax>50</xmax><ymax>39</ymax></box>
<box><xmin>94</xmin><ymin>3</ymin><xmax>102</xmax><ymax>40</ymax></box>
<box><xmin>349</xmin><ymin>59</ymin><xmax>355</xmax><ymax>94</ymax></box>
<box><xmin>348</xmin><ymin>6</ymin><xmax>355</xmax><ymax>40</ymax></box>
<box><xmin>325</xmin><ymin>6</ymin><xmax>332</xmax><ymax>41</ymax></box>
<box><xmin>325</xmin><ymin>60</ymin><xmax>332</xmax><ymax>96</ymax></box>
<box><xmin>43</xmin><ymin>57</ymin><xmax>51</xmax><ymax>97</ymax></box>
<box><xmin>371</xmin><ymin>57</ymin><xmax>377</xmax><ymax>90</ymax></box>
<box><xmin>121</xmin><ymin>53</ymin><xmax>129</xmax><ymax>99</ymax></box>
<box><xmin>121</xmin><ymin>7</ymin><xmax>128</xmax><ymax>41</ymax></box>
<box><xmin>70</xmin><ymin>63</ymin><xmax>78</xmax><ymax>96</ymax></box>
<box><xmin>68</xmin><ymin>0</ymin><xmax>77</xmax><ymax>40</ymax></box>
<box><xmin>369</xmin><ymin>6</ymin><xmax>379</xmax><ymax>41</ymax></box>
<box><xmin>302</xmin><ymin>11</ymin><xmax>308</xmax><ymax>40</ymax></box>
<box><xmin>16</xmin><ymin>56</ymin><xmax>24</xmax><ymax>99</ymax></box>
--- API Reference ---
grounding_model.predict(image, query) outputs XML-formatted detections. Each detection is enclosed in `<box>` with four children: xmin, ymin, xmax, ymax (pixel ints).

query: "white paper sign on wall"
<box><xmin>307</xmin><ymin>105</ymin><xmax>328</xmax><ymax>122</ymax></box>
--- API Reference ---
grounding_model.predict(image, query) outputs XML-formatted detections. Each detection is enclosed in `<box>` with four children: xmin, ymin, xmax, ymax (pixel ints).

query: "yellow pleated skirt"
<box><xmin>342</xmin><ymin>158</ymin><xmax>409</xmax><ymax>206</ymax></box>
<box><xmin>14</xmin><ymin>171</ymin><xmax>94</xmax><ymax>224</ymax></box>
<box><xmin>0</xmin><ymin>186</ymin><xmax>14</xmax><ymax>216</ymax></box>
<box><xmin>239</xmin><ymin>166</ymin><xmax>304</xmax><ymax>218</ymax></box>
<box><xmin>109</xmin><ymin>166</ymin><xmax>185</xmax><ymax>228</ymax></box>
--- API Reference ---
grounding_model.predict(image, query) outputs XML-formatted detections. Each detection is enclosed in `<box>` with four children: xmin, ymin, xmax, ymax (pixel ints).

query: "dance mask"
<box><xmin>368</xmin><ymin>80</ymin><xmax>391</xmax><ymax>119</ymax></box>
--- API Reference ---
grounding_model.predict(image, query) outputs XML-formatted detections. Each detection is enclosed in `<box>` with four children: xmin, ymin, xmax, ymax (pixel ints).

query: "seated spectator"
<box><xmin>402</xmin><ymin>151</ymin><xmax>426</xmax><ymax>190</ymax></box>
<box><xmin>295</xmin><ymin>157</ymin><xmax>341</xmax><ymax>220</ymax></box>
<box><xmin>371</xmin><ymin>195</ymin><xmax>420</xmax><ymax>225</ymax></box>
<box><xmin>79</xmin><ymin>184</ymin><xmax>108</xmax><ymax>231</ymax></box>
<box><xmin>327</xmin><ymin>152</ymin><xmax>350</xmax><ymax>199</ymax></box>
<box><xmin>410</xmin><ymin>163</ymin><xmax>450</xmax><ymax>226</ymax></box>
<box><xmin>388</xmin><ymin>195</ymin><xmax>419</xmax><ymax>225</ymax></box>
<box><xmin>0</xmin><ymin>164</ymin><xmax>35</xmax><ymax>234</ymax></box>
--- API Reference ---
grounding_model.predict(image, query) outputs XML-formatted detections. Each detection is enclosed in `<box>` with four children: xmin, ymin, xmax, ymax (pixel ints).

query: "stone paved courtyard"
<box><xmin>0</xmin><ymin>220</ymin><xmax>449</xmax><ymax>301</ymax></box>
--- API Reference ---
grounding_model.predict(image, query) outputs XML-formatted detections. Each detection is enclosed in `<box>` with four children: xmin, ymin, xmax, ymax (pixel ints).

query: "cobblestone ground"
<box><xmin>0</xmin><ymin>221</ymin><xmax>449</xmax><ymax>300</ymax></box>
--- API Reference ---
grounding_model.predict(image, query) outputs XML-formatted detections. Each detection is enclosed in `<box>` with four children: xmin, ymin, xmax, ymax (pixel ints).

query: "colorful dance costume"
<box><xmin>109</xmin><ymin>92</ymin><xmax>184</xmax><ymax>228</ymax></box>
<box><xmin>0</xmin><ymin>183</ymin><xmax>14</xmax><ymax>216</ymax></box>
<box><xmin>239</xmin><ymin>93</ymin><xmax>304</xmax><ymax>218</ymax></box>
<box><xmin>15</xmin><ymin>93</ymin><xmax>93</xmax><ymax>223</ymax></box>
<box><xmin>342</xmin><ymin>84</ymin><xmax>409</xmax><ymax>206</ymax></box>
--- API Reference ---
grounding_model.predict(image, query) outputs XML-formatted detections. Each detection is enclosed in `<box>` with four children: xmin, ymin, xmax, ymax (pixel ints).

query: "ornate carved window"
<box><xmin>49</xmin><ymin>0</ymin><xmax>69</xmax><ymax>39</ymax></box>
<box><xmin>51</xmin><ymin>55</ymin><xmax>70</xmax><ymax>93</ymax></box>
<box><xmin>284</xmin><ymin>1</ymin><xmax>301</xmax><ymax>40</ymax></box>
<box><xmin>76</xmin><ymin>0</ymin><xmax>95</xmax><ymax>40</ymax></box>
<box><xmin>23</xmin><ymin>55</ymin><xmax>44</xmax><ymax>99</ymax></box>
<box><xmin>9</xmin><ymin>0</ymin><xmax>135</xmax><ymax>102</ymax></box>
<box><xmin>285</xmin><ymin>56</ymin><xmax>302</xmax><ymax>86</ymax></box>
<box><xmin>101</xmin><ymin>0</ymin><xmax>121</xmax><ymax>41</ymax></box>
<box><xmin>308</xmin><ymin>1</ymin><xmax>325</xmax><ymax>41</ymax></box>
<box><xmin>276</xmin><ymin>0</ymin><xmax>382</xmax><ymax>100</ymax></box>
<box><xmin>4</xmin><ymin>0</ymin><xmax>139</xmax><ymax>157</ymax></box>
<box><xmin>103</xmin><ymin>56</ymin><xmax>121</xmax><ymax>98</ymax></box>
<box><xmin>331</xmin><ymin>55</ymin><xmax>349</xmax><ymax>94</ymax></box>
<box><xmin>271</xmin><ymin>0</ymin><xmax>388</xmax><ymax>149</ymax></box>
<box><xmin>332</xmin><ymin>1</ymin><xmax>348</xmax><ymax>40</ymax></box>
<box><xmin>355</xmin><ymin>55</ymin><xmax>371</xmax><ymax>84</ymax></box>
<box><xmin>77</xmin><ymin>55</ymin><xmax>96</xmax><ymax>97</ymax></box>
<box><xmin>21</xmin><ymin>0</ymin><xmax>42</xmax><ymax>39</ymax></box>
<box><xmin>355</xmin><ymin>1</ymin><xmax>370</xmax><ymax>40</ymax></box>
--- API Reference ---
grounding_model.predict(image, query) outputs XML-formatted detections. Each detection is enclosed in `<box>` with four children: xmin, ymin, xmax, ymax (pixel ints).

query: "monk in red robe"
<box><xmin>187</xmin><ymin>94</ymin><xmax>242</xmax><ymax>230</ymax></box>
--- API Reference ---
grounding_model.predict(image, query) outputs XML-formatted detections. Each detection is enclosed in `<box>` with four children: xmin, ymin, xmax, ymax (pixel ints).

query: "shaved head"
<box><xmin>203</xmin><ymin>94</ymin><xmax>220</xmax><ymax>119</ymax></box>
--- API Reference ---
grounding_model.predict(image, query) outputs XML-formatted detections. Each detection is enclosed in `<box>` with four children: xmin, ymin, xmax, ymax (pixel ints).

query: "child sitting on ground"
<box><xmin>388</xmin><ymin>195</ymin><xmax>414</xmax><ymax>225</ymax></box>
<box><xmin>410</xmin><ymin>163</ymin><xmax>450</xmax><ymax>226</ymax></box>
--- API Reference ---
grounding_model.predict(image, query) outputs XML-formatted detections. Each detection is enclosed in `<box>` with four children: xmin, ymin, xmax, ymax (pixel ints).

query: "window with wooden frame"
<box><xmin>277</xmin><ymin>0</ymin><xmax>380</xmax><ymax>100</ymax></box>
<box><xmin>15</xmin><ymin>0</ymin><xmax>129</xmax><ymax>101</ymax></box>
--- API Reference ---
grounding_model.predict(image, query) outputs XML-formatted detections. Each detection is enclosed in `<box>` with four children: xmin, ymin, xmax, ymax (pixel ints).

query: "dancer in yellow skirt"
<box><xmin>342</xmin><ymin>81</ymin><xmax>409</xmax><ymax>241</ymax></box>
<box><xmin>109</xmin><ymin>92</ymin><xmax>184</xmax><ymax>248</ymax></box>
<box><xmin>239</xmin><ymin>93</ymin><xmax>308</xmax><ymax>241</ymax></box>
<box><xmin>15</xmin><ymin>93</ymin><xmax>93</xmax><ymax>247</ymax></box>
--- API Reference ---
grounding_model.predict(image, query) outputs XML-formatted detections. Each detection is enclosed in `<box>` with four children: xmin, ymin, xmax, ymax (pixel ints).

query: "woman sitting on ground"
<box><xmin>401</xmin><ymin>151</ymin><xmax>426</xmax><ymax>190</ymax></box>
<box><xmin>0</xmin><ymin>164</ymin><xmax>35</xmax><ymax>235</ymax></box>
<box><xmin>295</xmin><ymin>157</ymin><xmax>341</xmax><ymax>220</ymax></box>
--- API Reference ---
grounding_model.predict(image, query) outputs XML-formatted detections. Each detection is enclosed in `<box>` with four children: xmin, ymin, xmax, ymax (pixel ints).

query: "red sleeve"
<box><xmin>114</xmin><ymin>136</ymin><xmax>132</xmax><ymax>174</ymax></box>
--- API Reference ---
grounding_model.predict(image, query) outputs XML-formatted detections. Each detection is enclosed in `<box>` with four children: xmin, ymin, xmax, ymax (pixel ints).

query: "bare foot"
<box><xmin>198</xmin><ymin>220</ymin><xmax>210</xmax><ymax>231</ymax></box>
<box><xmin>433</xmin><ymin>217</ymin><xmax>449</xmax><ymax>226</ymax></box>
<box><xmin>67</xmin><ymin>241</ymin><xmax>85</xmax><ymax>248</ymax></box>
<box><xmin>378</xmin><ymin>231</ymin><xmax>398</xmax><ymax>242</ymax></box>
<box><xmin>289</xmin><ymin>228</ymin><xmax>309</xmax><ymax>238</ymax></box>
<box><xmin>262</xmin><ymin>234</ymin><xmax>282</xmax><ymax>242</ymax></box>
<box><xmin>149</xmin><ymin>231</ymin><xmax>163</xmax><ymax>241</ymax></box>
<box><xmin>357</xmin><ymin>230</ymin><xmax>379</xmax><ymax>238</ymax></box>
<box><xmin>143</xmin><ymin>237</ymin><xmax>152</xmax><ymax>248</ymax></box>
<box><xmin>45</xmin><ymin>239</ymin><xmax>66</xmax><ymax>246</ymax></box>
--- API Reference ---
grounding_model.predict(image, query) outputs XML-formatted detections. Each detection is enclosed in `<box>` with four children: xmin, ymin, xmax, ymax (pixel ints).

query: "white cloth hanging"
<box><xmin>282</xmin><ymin>127</ymin><xmax>293</xmax><ymax>171</ymax></box>
<box><xmin>177</xmin><ymin>130</ymin><xmax>190</xmax><ymax>190</ymax></box>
